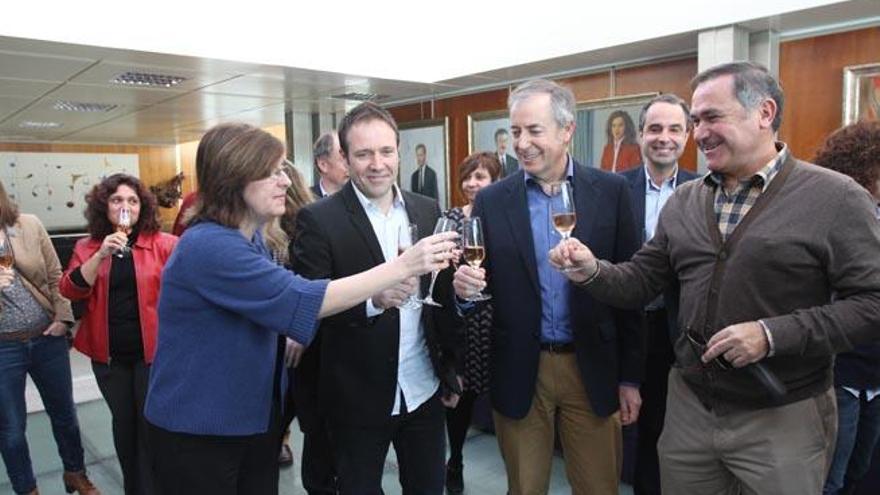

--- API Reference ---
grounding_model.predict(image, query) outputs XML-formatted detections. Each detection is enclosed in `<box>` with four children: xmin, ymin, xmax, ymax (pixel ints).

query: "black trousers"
<box><xmin>633</xmin><ymin>309</ymin><xmax>675</xmax><ymax>495</ymax></box>
<box><xmin>331</xmin><ymin>391</ymin><xmax>446</xmax><ymax>495</ymax></box>
<box><xmin>92</xmin><ymin>360</ymin><xmax>155</xmax><ymax>495</ymax></box>
<box><xmin>148</xmin><ymin>410</ymin><xmax>282</xmax><ymax>495</ymax></box>
<box><xmin>301</xmin><ymin>420</ymin><xmax>338</xmax><ymax>494</ymax></box>
<box><xmin>445</xmin><ymin>390</ymin><xmax>479</xmax><ymax>466</ymax></box>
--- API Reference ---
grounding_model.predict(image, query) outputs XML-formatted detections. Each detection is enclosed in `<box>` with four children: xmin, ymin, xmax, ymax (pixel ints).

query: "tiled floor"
<box><xmin>6</xmin><ymin>355</ymin><xmax>635</xmax><ymax>494</ymax></box>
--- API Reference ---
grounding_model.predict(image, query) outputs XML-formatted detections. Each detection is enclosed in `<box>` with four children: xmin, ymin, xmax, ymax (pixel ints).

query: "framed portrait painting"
<box><xmin>398</xmin><ymin>118</ymin><xmax>450</xmax><ymax>210</ymax></box>
<box><xmin>572</xmin><ymin>93</ymin><xmax>657</xmax><ymax>172</ymax></box>
<box><xmin>843</xmin><ymin>63</ymin><xmax>880</xmax><ymax>124</ymax></box>
<box><xmin>467</xmin><ymin>110</ymin><xmax>519</xmax><ymax>178</ymax></box>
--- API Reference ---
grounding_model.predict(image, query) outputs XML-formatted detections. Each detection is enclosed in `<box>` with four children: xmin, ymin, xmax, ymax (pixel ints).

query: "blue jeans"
<box><xmin>0</xmin><ymin>334</ymin><xmax>85</xmax><ymax>494</ymax></box>
<box><xmin>824</xmin><ymin>386</ymin><xmax>880</xmax><ymax>495</ymax></box>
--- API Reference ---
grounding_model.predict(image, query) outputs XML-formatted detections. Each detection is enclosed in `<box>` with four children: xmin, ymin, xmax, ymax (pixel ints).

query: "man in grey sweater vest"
<box><xmin>543</xmin><ymin>62</ymin><xmax>880</xmax><ymax>494</ymax></box>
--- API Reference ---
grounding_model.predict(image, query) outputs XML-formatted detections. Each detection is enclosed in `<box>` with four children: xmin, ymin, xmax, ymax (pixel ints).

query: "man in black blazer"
<box><xmin>495</xmin><ymin>128</ymin><xmax>519</xmax><ymax>177</ymax></box>
<box><xmin>620</xmin><ymin>93</ymin><xmax>699</xmax><ymax>495</ymax></box>
<box><xmin>292</xmin><ymin>103</ymin><xmax>462</xmax><ymax>495</ymax></box>
<box><xmin>410</xmin><ymin>143</ymin><xmax>439</xmax><ymax>199</ymax></box>
<box><xmin>454</xmin><ymin>79</ymin><xmax>643</xmax><ymax>494</ymax></box>
<box><xmin>310</xmin><ymin>131</ymin><xmax>349</xmax><ymax>198</ymax></box>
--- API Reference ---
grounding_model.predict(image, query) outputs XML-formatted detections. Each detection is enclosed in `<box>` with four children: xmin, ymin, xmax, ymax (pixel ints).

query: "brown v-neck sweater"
<box><xmin>587</xmin><ymin>154</ymin><xmax>880</xmax><ymax>414</ymax></box>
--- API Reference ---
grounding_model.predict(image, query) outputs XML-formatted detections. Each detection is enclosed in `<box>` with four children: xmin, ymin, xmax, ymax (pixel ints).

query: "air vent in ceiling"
<box><xmin>19</xmin><ymin>121</ymin><xmax>63</xmax><ymax>129</ymax></box>
<box><xmin>54</xmin><ymin>100</ymin><xmax>119</xmax><ymax>113</ymax></box>
<box><xmin>329</xmin><ymin>92</ymin><xmax>388</xmax><ymax>102</ymax></box>
<box><xmin>110</xmin><ymin>71</ymin><xmax>188</xmax><ymax>88</ymax></box>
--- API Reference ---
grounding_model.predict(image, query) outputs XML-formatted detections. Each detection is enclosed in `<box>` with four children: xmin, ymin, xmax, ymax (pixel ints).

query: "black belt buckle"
<box><xmin>540</xmin><ymin>342</ymin><xmax>575</xmax><ymax>353</ymax></box>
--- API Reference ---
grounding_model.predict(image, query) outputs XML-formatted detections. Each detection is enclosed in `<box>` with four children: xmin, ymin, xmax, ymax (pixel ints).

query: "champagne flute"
<box><xmin>419</xmin><ymin>217</ymin><xmax>458</xmax><ymax>307</ymax></box>
<box><xmin>550</xmin><ymin>182</ymin><xmax>578</xmax><ymax>272</ymax></box>
<box><xmin>397</xmin><ymin>223</ymin><xmax>422</xmax><ymax>310</ymax></box>
<box><xmin>463</xmin><ymin>217</ymin><xmax>491</xmax><ymax>302</ymax></box>
<box><xmin>115</xmin><ymin>207</ymin><xmax>132</xmax><ymax>258</ymax></box>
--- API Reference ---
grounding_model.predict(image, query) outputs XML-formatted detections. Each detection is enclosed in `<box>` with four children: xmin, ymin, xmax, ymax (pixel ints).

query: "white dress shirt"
<box><xmin>352</xmin><ymin>183</ymin><xmax>439</xmax><ymax>415</ymax></box>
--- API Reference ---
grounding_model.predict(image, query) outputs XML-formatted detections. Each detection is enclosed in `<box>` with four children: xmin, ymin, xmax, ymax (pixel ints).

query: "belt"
<box><xmin>0</xmin><ymin>327</ymin><xmax>45</xmax><ymax>342</ymax></box>
<box><xmin>539</xmin><ymin>342</ymin><xmax>575</xmax><ymax>353</ymax></box>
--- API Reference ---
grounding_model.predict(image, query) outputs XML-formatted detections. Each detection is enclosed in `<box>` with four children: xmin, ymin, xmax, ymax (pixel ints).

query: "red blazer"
<box><xmin>600</xmin><ymin>142</ymin><xmax>641</xmax><ymax>173</ymax></box>
<box><xmin>60</xmin><ymin>231</ymin><xmax>178</xmax><ymax>363</ymax></box>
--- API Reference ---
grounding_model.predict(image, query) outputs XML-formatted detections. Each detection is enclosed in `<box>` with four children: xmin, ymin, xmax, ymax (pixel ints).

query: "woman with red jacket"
<box><xmin>61</xmin><ymin>174</ymin><xmax>176</xmax><ymax>495</ymax></box>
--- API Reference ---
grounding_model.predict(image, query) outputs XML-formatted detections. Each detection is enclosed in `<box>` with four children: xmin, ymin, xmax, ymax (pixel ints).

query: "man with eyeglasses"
<box><xmin>548</xmin><ymin>62</ymin><xmax>880</xmax><ymax>495</ymax></box>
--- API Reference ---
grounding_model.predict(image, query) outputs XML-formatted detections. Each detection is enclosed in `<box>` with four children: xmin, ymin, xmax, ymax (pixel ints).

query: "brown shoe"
<box><xmin>63</xmin><ymin>470</ymin><xmax>101</xmax><ymax>495</ymax></box>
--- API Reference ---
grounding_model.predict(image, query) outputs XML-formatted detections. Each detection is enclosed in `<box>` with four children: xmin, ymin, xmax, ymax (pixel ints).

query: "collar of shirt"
<box><xmin>318</xmin><ymin>179</ymin><xmax>329</xmax><ymax>198</ymax></box>
<box><xmin>704</xmin><ymin>142</ymin><xmax>788</xmax><ymax>193</ymax></box>
<box><xmin>645</xmin><ymin>164</ymin><xmax>678</xmax><ymax>193</ymax></box>
<box><xmin>524</xmin><ymin>154</ymin><xmax>574</xmax><ymax>188</ymax></box>
<box><xmin>352</xmin><ymin>181</ymin><xmax>406</xmax><ymax>215</ymax></box>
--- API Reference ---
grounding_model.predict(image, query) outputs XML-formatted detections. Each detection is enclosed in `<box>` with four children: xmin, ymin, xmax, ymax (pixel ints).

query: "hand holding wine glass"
<box><xmin>550</xmin><ymin>182</ymin><xmax>578</xmax><ymax>271</ymax></box>
<box><xmin>420</xmin><ymin>217</ymin><xmax>458</xmax><ymax>307</ymax></box>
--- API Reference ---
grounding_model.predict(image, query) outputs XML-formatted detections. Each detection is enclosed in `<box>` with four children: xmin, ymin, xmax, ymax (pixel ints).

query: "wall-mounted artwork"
<box><xmin>467</xmin><ymin>110</ymin><xmax>518</xmax><ymax>178</ymax></box>
<box><xmin>0</xmin><ymin>152</ymin><xmax>139</xmax><ymax>231</ymax></box>
<box><xmin>843</xmin><ymin>63</ymin><xmax>880</xmax><ymax>124</ymax></box>
<box><xmin>572</xmin><ymin>93</ymin><xmax>657</xmax><ymax>172</ymax></box>
<box><xmin>398</xmin><ymin>118</ymin><xmax>450</xmax><ymax>210</ymax></box>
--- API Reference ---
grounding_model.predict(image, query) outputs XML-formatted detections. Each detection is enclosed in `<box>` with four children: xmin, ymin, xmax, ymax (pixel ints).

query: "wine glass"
<box><xmin>116</xmin><ymin>207</ymin><xmax>132</xmax><ymax>258</ymax></box>
<box><xmin>419</xmin><ymin>217</ymin><xmax>458</xmax><ymax>307</ymax></box>
<box><xmin>462</xmin><ymin>217</ymin><xmax>491</xmax><ymax>302</ymax></box>
<box><xmin>550</xmin><ymin>182</ymin><xmax>578</xmax><ymax>272</ymax></box>
<box><xmin>0</xmin><ymin>236</ymin><xmax>13</xmax><ymax>270</ymax></box>
<box><xmin>397</xmin><ymin>223</ymin><xmax>422</xmax><ymax>310</ymax></box>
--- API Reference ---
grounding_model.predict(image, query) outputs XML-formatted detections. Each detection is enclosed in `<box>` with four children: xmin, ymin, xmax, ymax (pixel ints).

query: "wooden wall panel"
<box><xmin>779</xmin><ymin>27</ymin><xmax>880</xmax><ymax>161</ymax></box>
<box><xmin>0</xmin><ymin>142</ymin><xmax>180</xmax><ymax>230</ymax></box>
<box><xmin>558</xmin><ymin>72</ymin><xmax>611</xmax><ymax>101</ymax></box>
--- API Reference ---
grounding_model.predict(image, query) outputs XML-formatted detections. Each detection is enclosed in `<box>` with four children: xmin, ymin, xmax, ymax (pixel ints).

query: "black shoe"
<box><xmin>446</xmin><ymin>462</ymin><xmax>463</xmax><ymax>494</ymax></box>
<box><xmin>278</xmin><ymin>444</ymin><xmax>294</xmax><ymax>467</ymax></box>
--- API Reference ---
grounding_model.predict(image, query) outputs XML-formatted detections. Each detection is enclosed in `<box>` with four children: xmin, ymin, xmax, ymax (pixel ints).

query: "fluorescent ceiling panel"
<box><xmin>4</xmin><ymin>0</ymin><xmax>847</xmax><ymax>83</ymax></box>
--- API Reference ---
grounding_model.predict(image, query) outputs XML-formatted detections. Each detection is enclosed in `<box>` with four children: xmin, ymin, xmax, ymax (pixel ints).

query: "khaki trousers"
<box><xmin>658</xmin><ymin>368</ymin><xmax>837</xmax><ymax>495</ymax></box>
<box><xmin>493</xmin><ymin>351</ymin><xmax>621</xmax><ymax>495</ymax></box>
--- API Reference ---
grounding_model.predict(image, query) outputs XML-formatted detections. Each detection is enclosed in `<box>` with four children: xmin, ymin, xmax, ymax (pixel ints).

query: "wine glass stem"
<box><xmin>426</xmin><ymin>271</ymin><xmax>439</xmax><ymax>299</ymax></box>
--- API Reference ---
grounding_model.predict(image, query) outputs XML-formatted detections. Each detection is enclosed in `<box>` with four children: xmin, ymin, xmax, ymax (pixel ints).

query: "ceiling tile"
<box><xmin>0</xmin><ymin>49</ymin><xmax>96</xmax><ymax>82</ymax></box>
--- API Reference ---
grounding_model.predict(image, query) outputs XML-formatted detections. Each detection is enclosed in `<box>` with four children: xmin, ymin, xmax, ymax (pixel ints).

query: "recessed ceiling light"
<box><xmin>18</xmin><ymin>121</ymin><xmax>63</xmax><ymax>129</ymax></box>
<box><xmin>53</xmin><ymin>100</ymin><xmax>119</xmax><ymax>112</ymax></box>
<box><xmin>111</xmin><ymin>71</ymin><xmax>188</xmax><ymax>88</ymax></box>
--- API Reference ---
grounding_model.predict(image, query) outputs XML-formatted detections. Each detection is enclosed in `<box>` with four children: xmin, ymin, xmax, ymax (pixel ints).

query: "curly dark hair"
<box><xmin>814</xmin><ymin>121</ymin><xmax>880</xmax><ymax>196</ymax></box>
<box><xmin>84</xmin><ymin>173</ymin><xmax>161</xmax><ymax>239</ymax></box>
<box><xmin>605</xmin><ymin>110</ymin><xmax>638</xmax><ymax>145</ymax></box>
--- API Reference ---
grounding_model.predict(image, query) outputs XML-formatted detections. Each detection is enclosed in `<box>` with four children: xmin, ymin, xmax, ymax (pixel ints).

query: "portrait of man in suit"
<box><xmin>292</xmin><ymin>102</ymin><xmax>462</xmax><ymax>494</ymax></box>
<box><xmin>494</xmin><ymin>128</ymin><xmax>519</xmax><ymax>177</ymax></box>
<box><xmin>311</xmin><ymin>131</ymin><xmax>349</xmax><ymax>198</ymax></box>
<box><xmin>410</xmin><ymin>143</ymin><xmax>439</xmax><ymax>200</ymax></box>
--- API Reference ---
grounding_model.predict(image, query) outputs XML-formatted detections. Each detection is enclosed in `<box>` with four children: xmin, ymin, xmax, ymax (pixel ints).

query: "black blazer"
<box><xmin>619</xmin><ymin>165</ymin><xmax>699</xmax><ymax>346</ymax></box>
<box><xmin>410</xmin><ymin>165</ymin><xmax>439</xmax><ymax>200</ymax></box>
<box><xmin>291</xmin><ymin>182</ymin><xmax>462</xmax><ymax>427</ymax></box>
<box><xmin>473</xmin><ymin>159</ymin><xmax>643</xmax><ymax>419</ymax></box>
<box><xmin>500</xmin><ymin>154</ymin><xmax>519</xmax><ymax>178</ymax></box>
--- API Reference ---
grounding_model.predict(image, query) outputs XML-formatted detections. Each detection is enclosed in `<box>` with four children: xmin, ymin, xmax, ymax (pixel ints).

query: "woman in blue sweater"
<box><xmin>144</xmin><ymin>123</ymin><xmax>457</xmax><ymax>494</ymax></box>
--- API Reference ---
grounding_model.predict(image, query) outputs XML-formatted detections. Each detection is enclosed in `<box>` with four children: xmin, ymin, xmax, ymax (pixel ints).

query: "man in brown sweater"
<box><xmin>534</xmin><ymin>62</ymin><xmax>880</xmax><ymax>494</ymax></box>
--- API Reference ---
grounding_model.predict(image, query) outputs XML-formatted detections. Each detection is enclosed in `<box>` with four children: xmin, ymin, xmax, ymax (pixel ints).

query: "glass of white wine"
<box><xmin>550</xmin><ymin>182</ymin><xmax>578</xmax><ymax>272</ymax></box>
<box><xmin>463</xmin><ymin>217</ymin><xmax>491</xmax><ymax>302</ymax></box>
<box><xmin>397</xmin><ymin>223</ymin><xmax>422</xmax><ymax>310</ymax></box>
<box><xmin>116</xmin><ymin>207</ymin><xmax>132</xmax><ymax>258</ymax></box>
<box><xmin>0</xmin><ymin>236</ymin><xmax>13</xmax><ymax>270</ymax></box>
<box><xmin>419</xmin><ymin>217</ymin><xmax>458</xmax><ymax>307</ymax></box>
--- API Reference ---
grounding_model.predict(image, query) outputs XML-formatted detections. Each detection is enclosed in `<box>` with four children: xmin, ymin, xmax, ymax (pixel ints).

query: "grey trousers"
<box><xmin>658</xmin><ymin>368</ymin><xmax>837</xmax><ymax>495</ymax></box>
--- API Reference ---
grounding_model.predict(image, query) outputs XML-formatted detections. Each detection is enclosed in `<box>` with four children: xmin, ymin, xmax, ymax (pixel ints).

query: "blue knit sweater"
<box><xmin>144</xmin><ymin>221</ymin><xmax>328</xmax><ymax>435</ymax></box>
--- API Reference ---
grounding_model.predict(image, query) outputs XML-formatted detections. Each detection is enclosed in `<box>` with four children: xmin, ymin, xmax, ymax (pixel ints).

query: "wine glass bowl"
<box><xmin>550</xmin><ymin>182</ymin><xmax>579</xmax><ymax>272</ymax></box>
<box><xmin>0</xmin><ymin>236</ymin><xmax>13</xmax><ymax>270</ymax></box>
<box><xmin>463</xmin><ymin>217</ymin><xmax>491</xmax><ymax>302</ymax></box>
<box><xmin>115</xmin><ymin>207</ymin><xmax>132</xmax><ymax>258</ymax></box>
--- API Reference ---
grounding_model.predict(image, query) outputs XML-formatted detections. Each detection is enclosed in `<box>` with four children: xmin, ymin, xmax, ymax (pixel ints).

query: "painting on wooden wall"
<box><xmin>843</xmin><ymin>63</ymin><xmax>880</xmax><ymax>124</ymax></box>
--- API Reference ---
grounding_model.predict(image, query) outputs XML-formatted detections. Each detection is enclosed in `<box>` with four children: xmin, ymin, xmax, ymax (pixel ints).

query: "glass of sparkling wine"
<box><xmin>115</xmin><ymin>207</ymin><xmax>132</xmax><ymax>258</ymax></box>
<box><xmin>550</xmin><ymin>182</ymin><xmax>578</xmax><ymax>272</ymax></box>
<box><xmin>397</xmin><ymin>223</ymin><xmax>422</xmax><ymax>309</ymax></box>
<box><xmin>463</xmin><ymin>217</ymin><xmax>491</xmax><ymax>302</ymax></box>
<box><xmin>419</xmin><ymin>217</ymin><xmax>458</xmax><ymax>307</ymax></box>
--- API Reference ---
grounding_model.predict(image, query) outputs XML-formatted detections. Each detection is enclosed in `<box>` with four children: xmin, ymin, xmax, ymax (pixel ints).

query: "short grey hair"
<box><xmin>312</xmin><ymin>132</ymin><xmax>336</xmax><ymax>167</ymax></box>
<box><xmin>508</xmin><ymin>79</ymin><xmax>576</xmax><ymax>128</ymax></box>
<box><xmin>638</xmin><ymin>93</ymin><xmax>692</xmax><ymax>131</ymax></box>
<box><xmin>691</xmin><ymin>61</ymin><xmax>784</xmax><ymax>131</ymax></box>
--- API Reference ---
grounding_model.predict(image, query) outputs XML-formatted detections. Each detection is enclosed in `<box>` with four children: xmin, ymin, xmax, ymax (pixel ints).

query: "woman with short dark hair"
<box><xmin>61</xmin><ymin>173</ymin><xmax>177</xmax><ymax>495</ymax></box>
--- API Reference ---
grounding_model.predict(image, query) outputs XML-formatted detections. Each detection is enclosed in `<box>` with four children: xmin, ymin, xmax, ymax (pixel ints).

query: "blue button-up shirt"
<box><xmin>524</xmin><ymin>157</ymin><xmax>575</xmax><ymax>344</ymax></box>
<box><xmin>644</xmin><ymin>166</ymin><xmax>678</xmax><ymax>241</ymax></box>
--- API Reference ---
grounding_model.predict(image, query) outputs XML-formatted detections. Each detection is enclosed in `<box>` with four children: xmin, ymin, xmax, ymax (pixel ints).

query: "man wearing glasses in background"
<box><xmin>547</xmin><ymin>62</ymin><xmax>880</xmax><ymax>495</ymax></box>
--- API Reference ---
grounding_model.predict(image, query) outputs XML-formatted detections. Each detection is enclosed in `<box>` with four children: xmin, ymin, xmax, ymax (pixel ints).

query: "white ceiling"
<box><xmin>0</xmin><ymin>0</ymin><xmax>877</xmax><ymax>146</ymax></box>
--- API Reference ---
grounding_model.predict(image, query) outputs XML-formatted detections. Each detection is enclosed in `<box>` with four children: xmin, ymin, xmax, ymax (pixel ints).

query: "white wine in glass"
<box><xmin>397</xmin><ymin>223</ymin><xmax>422</xmax><ymax>310</ymax></box>
<box><xmin>463</xmin><ymin>217</ymin><xmax>491</xmax><ymax>302</ymax></box>
<box><xmin>116</xmin><ymin>207</ymin><xmax>132</xmax><ymax>258</ymax></box>
<box><xmin>0</xmin><ymin>236</ymin><xmax>13</xmax><ymax>270</ymax></box>
<box><xmin>550</xmin><ymin>182</ymin><xmax>579</xmax><ymax>272</ymax></box>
